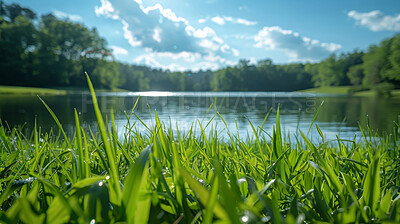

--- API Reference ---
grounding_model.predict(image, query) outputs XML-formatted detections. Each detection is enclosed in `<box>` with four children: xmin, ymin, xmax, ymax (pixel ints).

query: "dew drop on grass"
<box><xmin>98</xmin><ymin>181</ymin><xmax>103</xmax><ymax>187</ymax></box>
<box><xmin>261</xmin><ymin>216</ymin><xmax>270</xmax><ymax>222</ymax></box>
<box><xmin>237</xmin><ymin>178</ymin><xmax>246</xmax><ymax>185</ymax></box>
<box><xmin>241</xmin><ymin>216</ymin><xmax>249</xmax><ymax>223</ymax></box>
<box><xmin>199</xmin><ymin>179</ymin><xmax>206</xmax><ymax>186</ymax></box>
<box><xmin>89</xmin><ymin>219</ymin><xmax>95</xmax><ymax>224</ymax></box>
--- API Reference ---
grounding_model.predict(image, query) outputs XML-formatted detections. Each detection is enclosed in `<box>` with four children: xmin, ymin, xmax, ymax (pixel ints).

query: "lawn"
<box><xmin>0</xmin><ymin>77</ymin><xmax>399</xmax><ymax>223</ymax></box>
<box><xmin>353</xmin><ymin>89</ymin><xmax>400</xmax><ymax>98</ymax></box>
<box><xmin>297</xmin><ymin>86</ymin><xmax>352</xmax><ymax>94</ymax></box>
<box><xmin>0</xmin><ymin>85</ymin><xmax>127</xmax><ymax>95</ymax></box>
<box><xmin>298</xmin><ymin>86</ymin><xmax>400</xmax><ymax>98</ymax></box>
<box><xmin>0</xmin><ymin>86</ymin><xmax>68</xmax><ymax>95</ymax></box>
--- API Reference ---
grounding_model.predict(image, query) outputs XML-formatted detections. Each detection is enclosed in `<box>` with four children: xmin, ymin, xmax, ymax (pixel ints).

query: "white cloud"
<box><xmin>153</xmin><ymin>28</ymin><xmax>162</xmax><ymax>43</ymax></box>
<box><xmin>134</xmin><ymin>54</ymin><xmax>194</xmax><ymax>72</ymax></box>
<box><xmin>121</xmin><ymin>20</ymin><xmax>141</xmax><ymax>47</ymax></box>
<box><xmin>204</xmin><ymin>52</ymin><xmax>235</xmax><ymax>65</ymax></box>
<box><xmin>208</xmin><ymin>16</ymin><xmax>257</xmax><ymax>26</ymax></box>
<box><xmin>348</xmin><ymin>10</ymin><xmax>400</xmax><ymax>32</ymax></box>
<box><xmin>248</xmin><ymin>57</ymin><xmax>257</xmax><ymax>65</ymax></box>
<box><xmin>191</xmin><ymin>26</ymin><xmax>216</xmax><ymax>38</ymax></box>
<box><xmin>95</xmin><ymin>0</ymin><xmax>240</xmax><ymax>71</ymax></box>
<box><xmin>198</xmin><ymin>18</ymin><xmax>206</xmax><ymax>23</ymax></box>
<box><xmin>53</xmin><ymin>10</ymin><xmax>82</xmax><ymax>22</ymax></box>
<box><xmin>192</xmin><ymin>62</ymin><xmax>220</xmax><ymax>71</ymax></box>
<box><xmin>110</xmin><ymin>45</ymin><xmax>128</xmax><ymax>56</ymax></box>
<box><xmin>134</xmin><ymin>54</ymin><xmax>162</xmax><ymax>68</ymax></box>
<box><xmin>199</xmin><ymin>39</ymin><xmax>219</xmax><ymax>51</ymax></box>
<box><xmin>153</xmin><ymin>51</ymin><xmax>201</xmax><ymax>63</ymax></box>
<box><xmin>140</xmin><ymin>3</ymin><xmax>188</xmax><ymax>24</ymax></box>
<box><xmin>236</xmin><ymin>18</ymin><xmax>257</xmax><ymax>26</ymax></box>
<box><xmin>213</xmin><ymin>36</ymin><xmax>224</xmax><ymax>44</ymax></box>
<box><xmin>211</xmin><ymin>16</ymin><xmax>225</xmax><ymax>25</ymax></box>
<box><xmin>134</xmin><ymin>51</ymin><xmax>235</xmax><ymax>72</ymax></box>
<box><xmin>220</xmin><ymin>44</ymin><xmax>230</xmax><ymax>53</ymax></box>
<box><xmin>96</xmin><ymin>0</ymin><xmax>196</xmax><ymax>52</ymax></box>
<box><xmin>95</xmin><ymin>0</ymin><xmax>119</xmax><ymax>19</ymax></box>
<box><xmin>220</xmin><ymin>44</ymin><xmax>240</xmax><ymax>56</ymax></box>
<box><xmin>95</xmin><ymin>0</ymin><xmax>233</xmax><ymax>55</ymax></box>
<box><xmin>231</xmin><ymin>48</ymin><xmax>240</xmax><ymax>57</ymax></box>
<box><xmin>254</xmin><ymin>26</ymin><xmax>341</xmax><ymax>61</ymax></box>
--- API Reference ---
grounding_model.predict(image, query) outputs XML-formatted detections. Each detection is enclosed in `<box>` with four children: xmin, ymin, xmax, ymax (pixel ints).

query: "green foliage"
<box><xmin>312</xmin><ymin>55</ymin><xmax>342</xmax><ymax>87</ymax></box>
<box><xmin>1</xmin><ymin>2</ymin><xmax>399</xmax><ymax>93</ymax></box>
<box><xmin>362</xmin><ymin>43</ymin><xmax>389</xmax><ymax>87</ymax></box>
<box><xmin>373</xmin><ymin>82</ymin><xmax>395</xmax><ymax>97</ymax></box>
<box><xmin>0</xmin><ymin>3</ymin><xmax>118</xmax><ymax>90</ymax></box>
<box><xmin>91</xmin><ymin>61</ymin><xmax>120</xmax><ymax>89</ymax></box>
<box><xmin>0</xmin><ymin>14</ymin><xmax>36</xmax><ymax>86</ymax></box>
<box><xmin>382</xmin><ymin>34</ymin><xmax>400</xmax><ymax>83</ymax></box>
<box><xmin>309</xmin><ymin>51</ymin><xmax>363</xmax><ymax>87</ymax></box>
<box><xmin>211</xmin><ymin>59</ymin><xmax>313</xmax><ymax>91</ymax></box>
<box><xmin>347</xmin><ymin>64</ymin><xmax>364</xmax><ymax>86</ymax></box>
<box><xmin>0</xmin><ymin>74</ymin><xmax>400</xmax><ymax>223</ymax></box>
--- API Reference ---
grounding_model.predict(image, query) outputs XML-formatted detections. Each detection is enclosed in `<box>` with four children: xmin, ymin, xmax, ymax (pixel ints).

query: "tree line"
<box><xmin>0</xmin><ymin>2</ymin><xmax>119</xmax><ymax>89</ymax></box>
<box><xmin>1</xmin><ymin>2</ymin><xmax>399</xmax><ymax>92</ymax></box>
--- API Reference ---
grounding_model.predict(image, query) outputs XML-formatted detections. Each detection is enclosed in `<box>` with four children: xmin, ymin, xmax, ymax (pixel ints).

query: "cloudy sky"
<box><xmin>6</xmin><ymin>0</ymin><xmax>400</xmax><ymax>71</ymax></box>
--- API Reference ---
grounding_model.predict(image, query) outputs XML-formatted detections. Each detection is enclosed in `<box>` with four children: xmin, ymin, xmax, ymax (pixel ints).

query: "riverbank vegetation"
<box><xmin>0</xmin><ymin>85</ymin><xmax>68</xmax><ymax>95</ymax></box>
<box><xmin>0</xmin><ymin>85</ymin><xmax>126</xmax><ymax>95</ymax></box>
<box><xmin>1</xmin><ymin>75</ymin><xmax>400</xmax><ymax>223</ymax></box>
<box><xmin>1</xmin><ymin>2</ymin><xmax>400</xmax><ymax>94</ymax></box>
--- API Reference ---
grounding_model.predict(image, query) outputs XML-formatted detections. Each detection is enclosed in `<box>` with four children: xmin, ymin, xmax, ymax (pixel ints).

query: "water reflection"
<box><xmin>0</xmin><ymin>92</ymin><xmax>399</xmax><ymax>141</ymax></box>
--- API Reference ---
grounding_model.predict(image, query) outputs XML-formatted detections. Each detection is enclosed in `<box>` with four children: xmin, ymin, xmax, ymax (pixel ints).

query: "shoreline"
<box><xmin>1</xmin><ymin>85</ymin><xmax>399</xmax><ymax>98</ymax></box>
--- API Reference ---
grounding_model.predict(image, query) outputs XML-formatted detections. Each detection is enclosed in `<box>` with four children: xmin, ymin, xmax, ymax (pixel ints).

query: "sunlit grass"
<box><xmin>297</xmin><ymin>86</ymin><xmax>352</xmax><ymax>94</ymax></box>
<box><xmin>353</xmin><ymin>89</ymin><xmax>400</xmax><ymax>98</ymax></box>
<box><xmin>0</xmin><ymin>85</ymin><xmax>68</xmax><ymax>95</ymax></box>
<box><xmin>299</xmin><ymin>86</ymin><xmax>400</xmax><ymax>98</ymax></box>
<box><xmin>0</xmin><ymin>75</ymin><xmax>399</xmax><ymax>223</ymax></box>
<box><xmin>0</xmin><ymin>85</ymin><xmax>127</xmax><ymax>95</ymax></box>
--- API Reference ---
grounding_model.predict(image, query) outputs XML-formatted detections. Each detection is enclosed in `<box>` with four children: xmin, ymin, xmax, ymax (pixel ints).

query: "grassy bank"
<box><xmin>352</xmin><ymin>89</ymin><xmax>400</xmax><ymax>98</ymax></box>
<box><xmin>0</xmin><ymin>85</ymin><xmax>69</xmax><ymax>95</ymax></box>
<box><xmin>0</xmin><ymin>85</ymin><xmax>127</xmax><ymax>95</ymax></box>
<box><xmin>0</xmin><ymin>76</ymin><xmax>400</xmax><ymax>223</ymax></box>
<box><xmin>298</xmin><ymin>86</ymin><xmax>400</xmax><ymax>98</ymax></box>
<box><xmin>297</xmin><ymin>86</ymin><xmax>352</xmax><ymax>94</ymax></box>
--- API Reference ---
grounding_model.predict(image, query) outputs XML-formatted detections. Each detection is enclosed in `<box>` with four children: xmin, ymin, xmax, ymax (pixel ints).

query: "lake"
<box><xmin>0</xmin><ymin>91</ymin><xmax>399</xmax><ymax>142</ymax></box>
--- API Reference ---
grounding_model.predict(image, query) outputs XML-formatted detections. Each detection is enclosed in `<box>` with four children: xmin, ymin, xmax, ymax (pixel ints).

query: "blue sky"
<box><xmin>5</xmin><ymin>0</ymin><xmax>400</xmax><ymax>71</ymax></box>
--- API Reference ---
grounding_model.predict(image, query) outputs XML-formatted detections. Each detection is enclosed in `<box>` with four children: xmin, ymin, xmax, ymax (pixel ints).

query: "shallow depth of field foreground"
<box><xmin>0</xmin><ymin>76</ymin><xmax>400</xmax><ymax>224</ymax></box>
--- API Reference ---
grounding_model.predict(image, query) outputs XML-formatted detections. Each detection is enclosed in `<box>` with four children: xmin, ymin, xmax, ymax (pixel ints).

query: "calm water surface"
<box><xmin>0</xmin><ymin>91</ymin><xmax>399</xmax><ymax>141</ymax></box>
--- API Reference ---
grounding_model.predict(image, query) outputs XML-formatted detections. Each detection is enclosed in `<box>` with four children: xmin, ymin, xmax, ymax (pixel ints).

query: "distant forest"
<box><xmin>1</xmin><ymin>2</ymin><xmax>400</xmax><ymax>92</ymax></box>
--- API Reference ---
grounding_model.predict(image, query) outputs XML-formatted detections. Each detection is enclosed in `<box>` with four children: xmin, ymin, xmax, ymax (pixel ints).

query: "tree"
<box><xmin>91</xmin><ymin>61</ymin><xmax>120</xmax><ymax>89</ymax></box>
<box><xmin>118</xmin><ymin>64</ymin><xmax>150</xmax><ymax>91</ymax></box>
<box><xmin>212</xmin><ymin>67</ymin><xmax>233</xmax><ymax>91</ymax></box>
<box><xmin>0</xmin><ymin>12</ymin><xmax>36</xmax><ymax>85</ymax></box>
<box><xmin>311</xmin><ymin>55</ymin><xmax>341</xmax><ymax>87</ymax></box>
<box><xmin>382</xmin><ymin>34</ymin><xmax>400</xmax><ymax>84</ymax></box>
<box><xmin>362</xmin><ymin>41</ymin><xmax>390</xmax><ymax>87</ymax></box>
<box><xmin>2</xmin><ymin>3</ymin><xmax>36</xmax><ymax>22</ymax></box>
<box><xmin>347</xmin><ymin>64</ymin><xmax>364</xmax><ymax>86</ymax></box>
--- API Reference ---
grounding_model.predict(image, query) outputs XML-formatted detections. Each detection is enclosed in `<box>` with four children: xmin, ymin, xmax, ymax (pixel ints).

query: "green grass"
<box><xmin>0</xmin><ymin>85</ymin><xmax>127</xmax><ymax>95</ymax></box>
<box><xmin>353</xmin><ymin>89</ymin><xmax>400</xmax><ymax>98</ymax></box>
<box><xmin>0</xmin><ymin>76</ymin><xmax>399</xmax><ymax>223</ymax></box>
<box><xmin>297</xmin><ymin>86</ymin><xmax>352</xmax><ymax>94</ymax></box>
<box><xmin>299</xmin><ymin>86</ymin><xmax>400</xmax><ymax>98</ymax></box>
<box><xmin>392</xmin><ymin>90</ymin><xmax>400</xmax><ymax>98</ymax></box>
<box><xmin>0</xmin><ymin>86</ymin><xmax>69</xmax><ymax>95</ymax></box>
